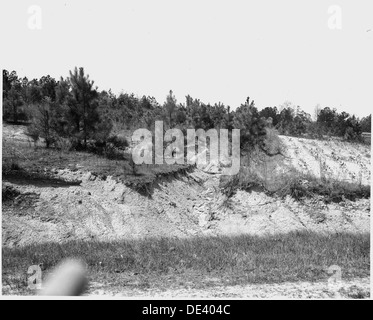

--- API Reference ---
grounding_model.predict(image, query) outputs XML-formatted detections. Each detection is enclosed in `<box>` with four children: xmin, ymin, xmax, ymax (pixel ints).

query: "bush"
<box><xmin>261</xmin><ymin>127</ymin><xmax>283</xmax><ymax>155</ymax></box>
<box><xmin>220</xmin><ymin>167</ymin><xmax>265</xmax><ymax>198</ymax></box>
<box><xmin>86</xmin><ymin>135</ymin><xmax>129</xmax><ymax>160</ymax></box>
<box><xmin>107</xmin><ymin>135</ymin><xmax>129</xmax><ymax>150</ymax></box>
<box><xmin>25</xmin><ymin>124</ymin><xmax>40</xmax><ymax>145</ymax></box>
<box><xmin>2</xmin><ymin>185</ymin><xmax>21</xmax><ymax>202</ymax></box>
<box><xmin>25</xmin><ymin>100</ymin><xmax>57</xmax><ymax>148</ymax></box>
<box><xmin>54</xmin><ymin>136</ymin><xmax>74</xmax><ymax>152</ymax></box>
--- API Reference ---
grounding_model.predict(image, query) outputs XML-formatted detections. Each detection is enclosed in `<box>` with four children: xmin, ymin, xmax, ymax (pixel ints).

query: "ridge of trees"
<box><xmin>2</xmin><ymin>68</ymin><xmax>371</xmax><ymax>155</ymax></box>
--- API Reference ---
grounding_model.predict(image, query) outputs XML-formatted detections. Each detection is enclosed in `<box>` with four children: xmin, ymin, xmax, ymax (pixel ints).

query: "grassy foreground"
<box><xmin>2</xmin><ymin>232</ymin><xmax>369</xmax><ymax>295</ymax></box>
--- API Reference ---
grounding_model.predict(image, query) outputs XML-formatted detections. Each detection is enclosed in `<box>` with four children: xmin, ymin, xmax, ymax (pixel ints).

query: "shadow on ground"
<box><xmin>3</xmin><ymin>170</ymin><xmax>81</xmax><ymax>188</ymax></box>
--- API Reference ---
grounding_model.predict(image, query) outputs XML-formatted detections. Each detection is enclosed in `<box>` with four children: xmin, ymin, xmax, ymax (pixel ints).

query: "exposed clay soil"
<box><xmin>2</xmin><ymin>133</ymin><xmax>370</xmax><ymax>247</ymax></box>
<box><xmin>281</xmin><ymin>135</ymin><xmax>370</xmax><ymax>186</ymax></box>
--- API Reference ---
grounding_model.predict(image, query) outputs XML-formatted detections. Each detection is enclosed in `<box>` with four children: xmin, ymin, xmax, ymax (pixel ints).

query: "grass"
<box><xmin>2</xmin><ymin>136</ymin><xmax>192</xmax><ymax>195</ymax></box>
<box><xmin>2</xmin><ymin>232</ymin><xmax>370</xmax><ymax>295</ymax></box>
<box><xmin>339</xmin><ymin>285</ymin><xmax>370</xmax><ymax>299</ymax></box>
<box><xmin>285</xmin><ymin>175</ymin><xmax>370</xmax><ymax>203</ymax></box>
<box><xmin>220</xmin><ymin>159</ymin><xmax>370</xmax><ymax>203</ymax></box>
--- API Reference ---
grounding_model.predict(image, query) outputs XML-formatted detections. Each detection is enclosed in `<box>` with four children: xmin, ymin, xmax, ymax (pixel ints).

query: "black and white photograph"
<box><xmin>1</xmin><ymin>0</ymin><xmax>371</xmax><ymax>302</ymax></box>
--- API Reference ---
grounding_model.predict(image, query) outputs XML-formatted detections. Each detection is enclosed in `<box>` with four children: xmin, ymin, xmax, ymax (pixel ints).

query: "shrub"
<box><xmin>25</xmin><ymin>124</ymin><xmax>40</xmax><ymax>146</ymax></box>
<box><xmin>261</xmin><ymin>127</ymin><xmax>284</xmax><ymax>155</ymax></box>
<box><xmin>2</xmin><ymin>185</ymin><xmax>21</xmax><ymax>202</ymax></box>
<box><xmin>220</xmin><ymin>167</ymin><xmax>265</xmax><ymax>197</ymax></box>
<box><xmin>106</xmin><ymin>135</ymin><xmax>129</xmax><ymax>150</ymax></box>
<box><xmin>25</xmin><ymin>100</ymin><xmax>59</xmax><ymax>148</ymax></box>
<box><xmin>221</xmin><ymin>165</ymin><xmax>370</xmax><ymax>203</ymax></box>
<box><xmin>54</xmin><ymin>136</ymin><xmax>74</xmax><ymax>152</ymax></box>
<box><xmin>86</xmin><ymin>135</ymin><xmax>129</xmax><ymax>160</ymax></box>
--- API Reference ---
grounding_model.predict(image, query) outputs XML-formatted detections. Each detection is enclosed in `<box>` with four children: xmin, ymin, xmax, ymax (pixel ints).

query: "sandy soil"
<box><xmin>3</xmin><ymin>166</ymin><xmax>370</xmax><ymax>247</ymax></box>
<box><xmin>281</xmin><ymin>135</ymin><xmax>370</xmax><ymax>186</ymax></box>
<box><xmin>2</xmin><ymin>132</ymin><xmax>371</xmax><ymax>247</ymax></box>
<box><xmin>86</xmin><ymin>277</ymin><xmax>370</xmax><ymax>299</ymax></box>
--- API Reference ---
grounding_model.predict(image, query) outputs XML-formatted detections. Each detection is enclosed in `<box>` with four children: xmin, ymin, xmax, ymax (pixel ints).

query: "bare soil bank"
<box><xmin>3</xmin><ymin>137</ymin><xmax>370</xmax><ymax>246</ymax></box>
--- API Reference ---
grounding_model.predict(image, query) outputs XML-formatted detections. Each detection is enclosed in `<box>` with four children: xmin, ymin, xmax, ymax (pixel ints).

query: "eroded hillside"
<box><xmin>2</xmin><ymin>127</ymin><xmax>370</xmax><ymax>247</ymax></box>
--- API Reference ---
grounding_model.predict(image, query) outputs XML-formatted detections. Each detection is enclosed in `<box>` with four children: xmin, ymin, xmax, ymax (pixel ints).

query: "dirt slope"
<box><xmin>2</xmin><ymin>130</ymin><xmax>371</xmax><ymax>247</ymax></box>
<box><xmin>281</xmin><ymin>135</ymin><xmax>370</xmax><ymax>186</ymax></box>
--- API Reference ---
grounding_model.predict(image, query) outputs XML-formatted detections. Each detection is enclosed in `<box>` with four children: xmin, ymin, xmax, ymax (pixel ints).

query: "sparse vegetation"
<box><xmin>220</xmin><ymin>128</ymin><xmax>370</xmax><ymax>203</ymax></box>
<box><xmin>2</xmin><ymin>128</ymin><xmax>191</xmax><ymax>195</ymax></box>
<box><xmin>339</xmin><ymin>285</ymin><xmax>370</xmax><ymax>299</ymax></box>
<box><xmin>2</xmin><ymin>184</ymin><xmax>21</xmax><ymax>203</ymax></box>
<box><xmin>220</xmin><ymin>164</ymin><xmax>370</xmax><ymax>203</ymax></box>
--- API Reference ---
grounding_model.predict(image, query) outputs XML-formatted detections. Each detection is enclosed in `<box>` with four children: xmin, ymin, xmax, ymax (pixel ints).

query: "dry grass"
<box><xmin>220</xmin><ymin>155</ymin><xmax>370</xmax><ymax>203</ymax></box>
<box><xmin>2</xmin><ymin>232</ymin><xmax>369</xmax><ymax>295</ymax></box>
<box><xmin>2</xmin><ymin>135</ymin><xmax>192</xmax><ymax>195</ymax></box>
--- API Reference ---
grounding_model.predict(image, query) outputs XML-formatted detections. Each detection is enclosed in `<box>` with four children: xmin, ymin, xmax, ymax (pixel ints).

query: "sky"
<box><xmin>1</xmin><ymin>0</ymin><xmax>372</xmax><ymax>118</ymax></box>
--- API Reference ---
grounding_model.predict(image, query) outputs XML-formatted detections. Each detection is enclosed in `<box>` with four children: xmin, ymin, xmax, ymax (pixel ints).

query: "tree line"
<box><xmin>3</xmin><ymin>67</ymin><xmax>371</xmax><ymax>156</ymax></box>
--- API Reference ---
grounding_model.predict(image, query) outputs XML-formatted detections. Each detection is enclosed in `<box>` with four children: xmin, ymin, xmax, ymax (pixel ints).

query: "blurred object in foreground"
<box><xmin>40</xmin><ymin>259</ymin><xmax>88</xmax><ymax>296</ymax></box>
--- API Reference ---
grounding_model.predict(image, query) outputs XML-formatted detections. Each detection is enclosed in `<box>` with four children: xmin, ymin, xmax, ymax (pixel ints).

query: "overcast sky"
<box><xmin>1</xmin><ymin>0</ymin><xmax>372</xmax><ymax>118</ymax></box>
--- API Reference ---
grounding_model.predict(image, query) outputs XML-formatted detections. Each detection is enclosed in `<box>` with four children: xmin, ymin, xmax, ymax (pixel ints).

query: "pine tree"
<box><xmin>164</xmin><ymin>90</ymin><xmax>177</xmax><ymax>128</ymax></box>
<box><xmin>4</xmin><ymin>86</ymin><xmax>23</xmax><ymax>123</ymax></box>
<box><xmin>67</xmin><ymin>67</ymin><xmax>99</xmax><ymax>148</ymax></box>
